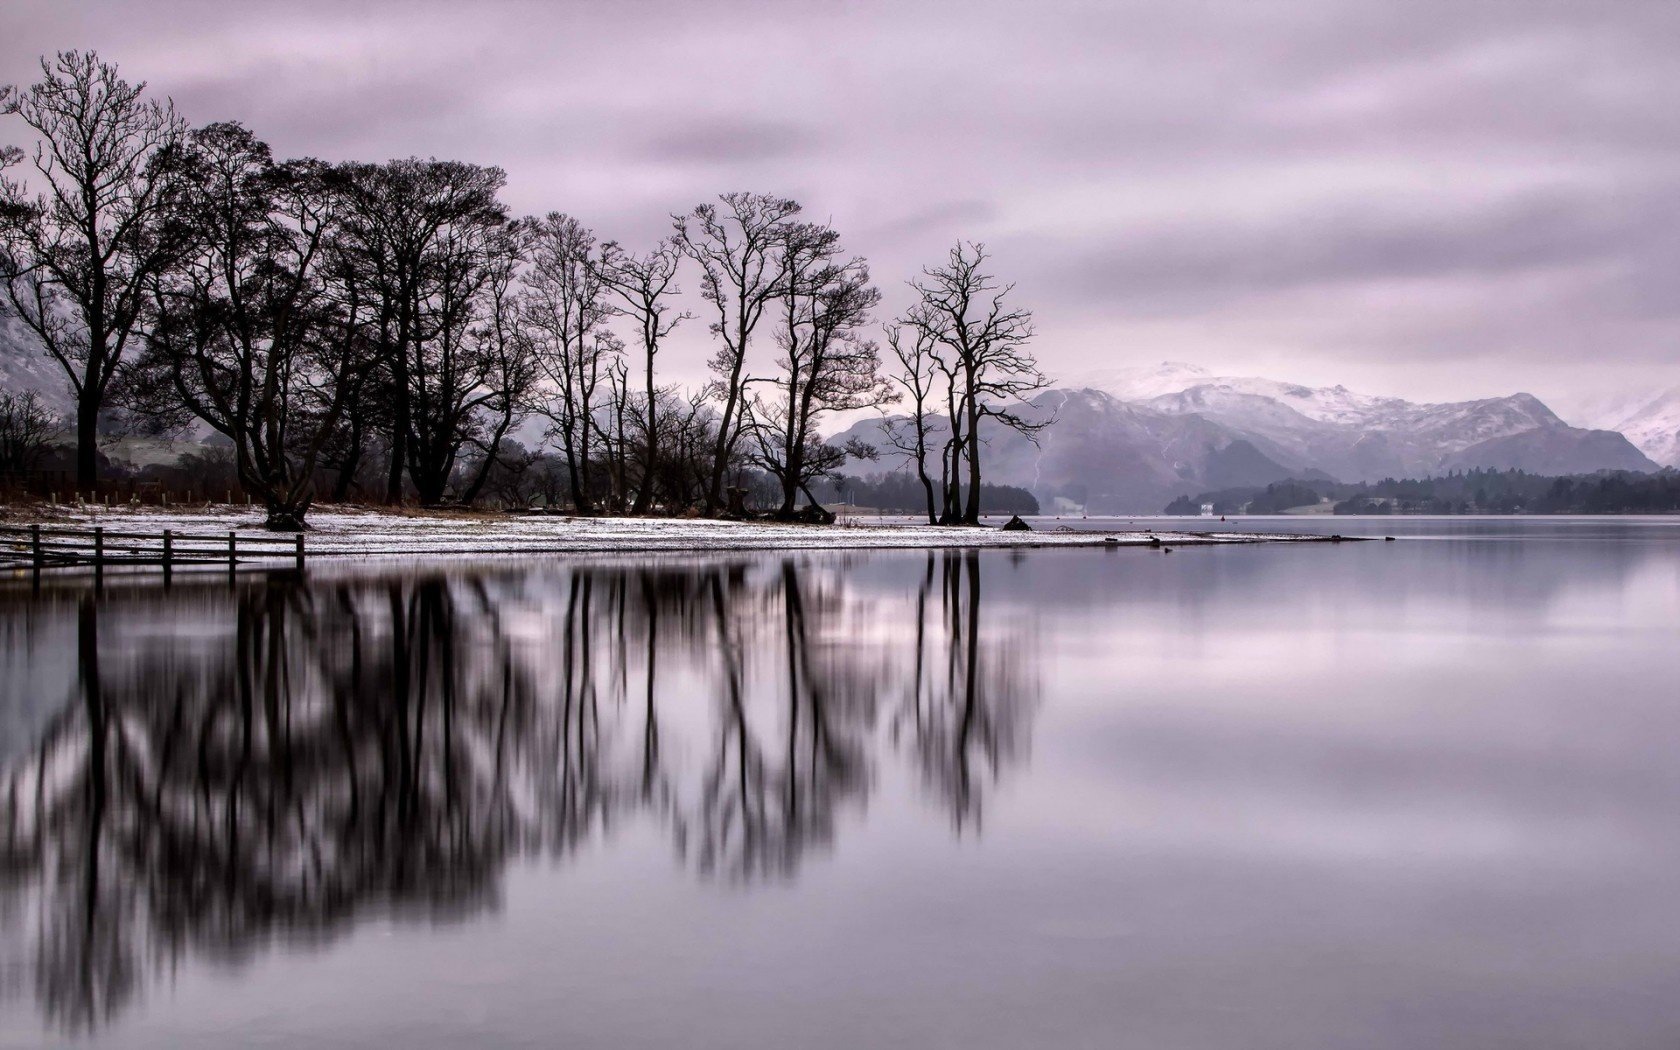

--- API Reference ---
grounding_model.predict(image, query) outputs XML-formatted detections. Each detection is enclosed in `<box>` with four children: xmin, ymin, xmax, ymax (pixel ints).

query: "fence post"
<box><xmin>94</xmin><ymin>526</ymin><xmax>104</xmax><ymax>564</ymax></box>
<box><xmin>228</xmin><ymin>531</ymin><xmax>237</xmax><ymax>572</ymax></box>
<box><xmin>163</xmin><ymin>529</ymin><xmax>173</xmax><ymax>570</ymax></box>
<box><xmin>30</xmin><ymin>524</ymin><xmax>41</xmax><ymax>569</ymax></box>
<box><xmin>295</xmin><ymin>534</ymin><xmax>305</xmax><ymax>572</ymax></box>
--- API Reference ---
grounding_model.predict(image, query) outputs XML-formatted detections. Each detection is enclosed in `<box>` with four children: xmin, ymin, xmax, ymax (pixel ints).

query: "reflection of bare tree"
<box><xmin>0</xmin><ymin>552</ymin><xmax>1039</xmax><ymax>1031</ymax></box>
<box><xmin>894</xmin><ymin>551</ymin><xmax>1039</xmax><ymax>830</ymax></box>
<box><xmin>690</xmin><ymin>563</ymin><xmax>879</xmax><ymax>880</ymax></box>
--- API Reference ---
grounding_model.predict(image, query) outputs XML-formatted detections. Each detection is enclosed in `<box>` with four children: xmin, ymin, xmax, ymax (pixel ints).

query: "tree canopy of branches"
<box><xmin>130</xmin><ymin>122</ymin><xmax>359</xmax><ymax>530</ymax></box>
<box><xmin>597</xmin><ymin>237</ymin><xmax>687</xmax><ymax>513</ymax></box>
<box><xmin>748</xmin><ymin>223</ymin><xmax>893</xmax><ymax>518</ymax></box>
<box><xmin>333</xmin><ymin>158</ymin><xmax>528</xmax><ymax>507</ymax></box>
<box><xmin>674</xmin><ymin>192</ymin><xmax>801</xmax><ymax>516</ymax></box>
<box><xmin>0</xmin><ymin>388</ymin><xmax>61</xmax><ymax>475</ymax></box>
<box><xmin>898</xmin><ymin>243</ymin><xmax>1048</xmax><ymax>525</ymax></box>
<box><xmin>523</xmin><ymin>214</ymin><xmax>615</xmax><ymax>513</ymax></box>
<box><xmin>0</xmin><ymin>51</ymin><xmax>187</xmax><ymax>488</ymax></box>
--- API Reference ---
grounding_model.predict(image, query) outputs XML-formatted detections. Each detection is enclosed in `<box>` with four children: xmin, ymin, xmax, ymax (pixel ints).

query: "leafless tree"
<box><xmin>749</xmin><ymin>223</ymin><xmax>893</xmax><ymax>518</ymax></box>
<box><xmin>597</xmin><ymin>237</ymin><xmax>687</xmax><ymax>513</ymax></box>
<box><xmin>457</xmin><ymin>224</ymin><xmax>538</xmax><ymax>506</ymax></box>
<box><xmin>523</xmin><ymin>213</ymin><xmax>614</xmax><ymax>512</ymax></box>
<box><xmin>0</xmin><ymin>388</ymin><xmax>61</xmax><ymax>474</ymax></box>
<box><xmin>881</xmin><ymin>325</ymin><xmax>944</xmax><ymax>524</ymax></box>
<box><xmin>902</xmin><ymin>243</ymin><xmax>1047</xmax><ymax>524</ymax></box>
<box><xmin>0</xmin><ymin>51</ymin><xmax>187</xmax><ymax>488</ymax></box>
<box><xmin>133</xmin><ymin>123</ymin><xmax>364</xmax><ymax>530</ymax></box>
<box><xmin>330</xmin><ymin>159</ymin><xmax>515</xmax><ymax>505</ymax></box>
<box><xmin>673</xmin><ymin>192</ymin><xmax>800</xmax><ymax>515</ymax></box>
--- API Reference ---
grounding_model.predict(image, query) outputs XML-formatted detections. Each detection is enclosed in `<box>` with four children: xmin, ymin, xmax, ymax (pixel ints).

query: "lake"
<box><xmin>2</xmin><ymin>518</ymin><xmax>1677</xmax><ymax>1049</ymax></box>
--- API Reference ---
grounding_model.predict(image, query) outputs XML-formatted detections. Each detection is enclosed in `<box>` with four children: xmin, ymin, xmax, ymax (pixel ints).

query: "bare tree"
<box><xmin>881</xmin><ymin>325</ymin><xmax>943</xmax><ymax>524</ymax></box>
<box><xmin>0</xmin><ymin>388</ymin><xmax>61</xmax><ymax>474</ymax></box>
<box><xmin>597</xmin><ymin>237</ymin><xmax>687</xmax><ymax>513</ymax></box>
<box><xmin>133</xmin><ymin>123</ymin><xmax>362</xmax><ymax>530</ymax></box>
<box><xmin>673</xmin><ymin>192</ymin><xmax>800</xmax><ymax>515</ymax></box>
<box><xmin>333</xmin><ymin>159</ymin><xmax>516</xmax><ymax>506</ymax></box>
<box><xmin>749</xmin><ymin>223</ymin><xmax>892</xmax><ymax>518</ymax></box>
<box><xmin>523</xmin><ymin>214</ymin><xmax>613</xmax><ymax>512</ymax></box>
<box><xmin>902</xmin><ymin>243</ymin><xmax>1047</xmax><ymax>524</ymax></box>
<box><xmin>457</xmin><ymin>224</ymin><xmax>538</xmax><ymax>506</ymax></box>
<box><xmin>0</xmin><ymin>51</ymin><xmax>187</xmax><ymax>488</ymax></box>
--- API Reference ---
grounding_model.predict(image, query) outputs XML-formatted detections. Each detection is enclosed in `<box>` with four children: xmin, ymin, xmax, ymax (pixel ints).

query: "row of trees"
<box><xmin>1</xmin><ymin>51</ymin><xmax>1049</xmax><ymax>529</ymax></box>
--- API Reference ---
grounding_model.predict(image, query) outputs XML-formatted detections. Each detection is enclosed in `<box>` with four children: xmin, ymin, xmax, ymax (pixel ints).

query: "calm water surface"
<box><xmin>1</xmin><ymin>518</ymin><xmax>1677</xmax><ymax>1048</ymax></box>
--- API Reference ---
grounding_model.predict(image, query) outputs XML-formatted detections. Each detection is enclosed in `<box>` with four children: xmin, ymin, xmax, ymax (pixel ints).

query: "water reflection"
<box><xmin>0</xmin><ymin>553</ymin><xmax>1039</xmax><ymax>1031</ymax></box>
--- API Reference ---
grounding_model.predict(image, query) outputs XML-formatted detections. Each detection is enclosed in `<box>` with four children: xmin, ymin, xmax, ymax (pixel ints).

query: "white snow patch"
<box><xmin>37</xmin><ymin>505</ymin><xmax>1311</xmax><ymax>560</ymax></box>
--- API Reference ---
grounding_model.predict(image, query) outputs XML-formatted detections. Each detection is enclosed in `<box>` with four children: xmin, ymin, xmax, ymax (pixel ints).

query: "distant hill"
<box><xmin>835</xmin><ymin>363</ymin><xmax>1658</xmax><ymax>512</ymax></box>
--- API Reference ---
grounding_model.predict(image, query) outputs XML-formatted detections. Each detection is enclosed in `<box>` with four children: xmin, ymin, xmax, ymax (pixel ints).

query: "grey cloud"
<box><xmin>631</xmin><ymin>119</ymin><xmax>815</xmax><ymax>164</ymax></box>
<box><xmin>4</xmin><ymin>0</ymin><xmax>1680</xmax><ymax>406</ymax></box>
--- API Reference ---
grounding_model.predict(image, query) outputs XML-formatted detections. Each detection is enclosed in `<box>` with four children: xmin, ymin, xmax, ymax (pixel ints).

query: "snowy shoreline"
<box><xmin>24</xmin><ymin>505</ymin><xmax>1332</xmax><ymax>559</ymax></box>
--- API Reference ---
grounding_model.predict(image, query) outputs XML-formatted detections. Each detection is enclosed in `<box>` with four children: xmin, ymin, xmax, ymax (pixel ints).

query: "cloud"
<box><xmin>4</xmin><ymin>0</ymin><xmax>1679</xmax><ymax>406</ymax></box>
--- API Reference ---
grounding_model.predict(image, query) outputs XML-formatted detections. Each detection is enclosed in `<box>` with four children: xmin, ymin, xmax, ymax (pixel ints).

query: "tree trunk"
<box><xmin>964</xmin><ymin>398</ymin><xmax>983</xmax><ymax>525</ymax></box>
<box><xmin>264</xmin><ymin>503</ymin><xmax>309</xmax><ymax>532</ymax></box>
<box><xmin>630</xmin><ymin>360</ymin><xmax>657</xmax><ymax>514</ymax></box>
<box><xmin>915</xmin><ymin>449</ymin><xmax>937</xmax><ymax>526</ymax></box>
<box><xmin>75</xmin><ymin>396</ymin><xmax>100</xmax><ymax>490</ymax></box>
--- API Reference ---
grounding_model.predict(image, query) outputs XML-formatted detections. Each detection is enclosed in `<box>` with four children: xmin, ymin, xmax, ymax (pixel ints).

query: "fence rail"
<box><xmin>0</xmin><ymin>524</ymin><xmax>305</xmax><ymax>574</ymax></box>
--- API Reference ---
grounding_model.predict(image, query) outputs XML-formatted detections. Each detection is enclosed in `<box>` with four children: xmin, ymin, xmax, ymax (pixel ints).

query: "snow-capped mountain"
<box><xmin>0</xmin><ymin>311</ymin><xmax>72</xmax><ymax>416</ymax></box>
<box><xmin>1071</xmin><ymin>363</ymin><xmax>1656</xmax><ymax>483</ymax></box>
<box><xmin>1568</xmin><ymin>385</ymin><xmax>1680</xmax><ymax>468</ymax></box>
<box><xmin>837</xmin><ymin>362</ymin><xmax>1660</xmax><ymax>512</ymax></box>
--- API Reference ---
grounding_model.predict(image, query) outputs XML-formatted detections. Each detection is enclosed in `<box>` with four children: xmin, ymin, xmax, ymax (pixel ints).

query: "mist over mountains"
<box><xmin>837</xmin><ymin>362</ymin><xmax>1667</xmax><ymax>513</ymax></box>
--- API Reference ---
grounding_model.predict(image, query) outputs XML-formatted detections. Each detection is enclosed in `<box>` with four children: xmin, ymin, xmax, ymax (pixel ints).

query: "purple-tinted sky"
<box><xmin>6</xmin><ymin>0</ymin><xmax>1677</xmax><ymax>416</ymax></box>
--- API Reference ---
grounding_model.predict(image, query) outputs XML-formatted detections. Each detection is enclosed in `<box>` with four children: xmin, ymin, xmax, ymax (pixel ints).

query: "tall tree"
<box><xmin>524</xmin><ymin>214</ymin><xmax>613</xmax><ymax>512</ymax></box>
<box><xmin>456</xmin><ymin>223</ymin><xmax>538</xmax><ymax>506</ymax></box>
<box><xmin>134</xmin><ymin>123</ymin><xmax>363</xmax><ymax>530</ymax></box>
<box><xmin>902</xmin><ymin>243</ymin><xmax>1047</xmax><ymax>524</ymax></box>
<box><xmin>673</xmin><ymin>192</ymin><xmax>799</xmax><ymax>515</ymax></box>
<box><xmin>749</xmin><ymin>223</ymin><xmax>891</xmax><ymax>518</ymax></box>
<box><xmin>334</xmin><ymin>159</ymin><xmax>513</xmax><ymax>506</ymax></box>
<box><xmin>0</xmin><ymin>51</ymin><xmax>187</xmax><ymax>488</ymax></box>
<box><xmin>597</xmin><ymin>237</ymin><xmax>686</xmax><ymax>513</ymax></box>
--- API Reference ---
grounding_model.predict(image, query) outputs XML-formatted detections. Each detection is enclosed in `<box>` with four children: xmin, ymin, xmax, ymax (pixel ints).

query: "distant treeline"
<box><xmin>808</xmin><ymin>471</ymin><xmax>1040</xmax><ymax>514</ymax></box>
<box><xmin>1164</xmin><ymin>469</ymin><xmax>1680</xmax><ymax>515</ymax></box>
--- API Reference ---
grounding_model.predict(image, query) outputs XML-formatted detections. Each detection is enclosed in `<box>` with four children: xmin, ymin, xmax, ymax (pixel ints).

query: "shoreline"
<box><xmin>6</xmin><ymin>504</ymin><xmax>1346</xmax><ymax>563</ymax></box>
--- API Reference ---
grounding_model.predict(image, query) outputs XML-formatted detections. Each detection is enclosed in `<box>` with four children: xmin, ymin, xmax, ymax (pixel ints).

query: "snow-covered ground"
<box><xmin>36</xmin><ymin>504</ymin><xmax>1312</xmax><ymax>560</ymax></box>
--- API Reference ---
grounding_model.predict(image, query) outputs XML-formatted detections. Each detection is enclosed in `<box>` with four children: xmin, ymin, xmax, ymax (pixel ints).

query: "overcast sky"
<box><xmin>6</xmin><ymin>0</ymin><xmax>1677</xmax><ymax>419</ymax></box>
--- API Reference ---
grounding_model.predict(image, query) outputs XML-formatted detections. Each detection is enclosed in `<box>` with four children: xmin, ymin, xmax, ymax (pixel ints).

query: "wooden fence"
<box><xmin>0</xmin><ymin>524</ymin><xmax>305</xmax><ymax>574</ymax></box>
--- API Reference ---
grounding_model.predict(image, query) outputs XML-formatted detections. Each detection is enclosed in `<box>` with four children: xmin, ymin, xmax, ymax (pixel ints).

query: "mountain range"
<box><xmin>2</xmin><ymin>310</ymin><xmax>1675</xmax><ymax>513</ymax></box>
<box><xmin>837</xmin><ymin>362</ymin><xmax>1670</xmax><ymax>513</ymax></box>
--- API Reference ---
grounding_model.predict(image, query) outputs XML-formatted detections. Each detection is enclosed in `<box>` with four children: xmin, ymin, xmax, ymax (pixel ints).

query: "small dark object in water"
<box><xmin>1001</xmin><ymin>514</ymin><xmax>1032</xmax><ymax>531</ymax></box>
<box><xmin>1385</xmin><ymin>536</ymin><xmax>1396</xmax><ymax>541</ymax></box>
<box><xmin>1330</xmin><ymin>534</ymin><xmax>1343</xmax><ymax>542</ymax></box>
<box><xmin>1163</xmin><ymin>547</ymin><xmax>1173</xmax><ymax>553</ymax></box>
<box><xmin>1103</xmin><ymin>537</ymin><xmax>1119</xmax><ymax>544</ymax></box>
<box><xmin>1149</xmin><ymin>536</ymin><xmax>1161</xmax><ymax>547</ymax></box>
